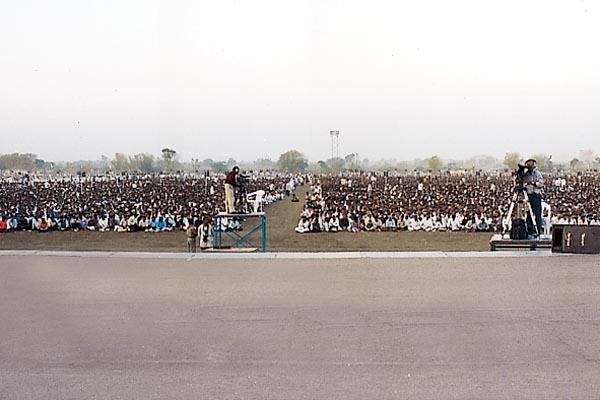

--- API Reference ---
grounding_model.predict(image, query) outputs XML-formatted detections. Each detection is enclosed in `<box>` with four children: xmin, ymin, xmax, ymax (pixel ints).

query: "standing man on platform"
<box><xmin>522</xmin><ymin>158</ymin><xmax>544</xmax><ymax>238</ymax></box>
<box><xmin>224</xmin><ymin>166</ymin><xmax>239</xmax><ymax>213</ymax></box>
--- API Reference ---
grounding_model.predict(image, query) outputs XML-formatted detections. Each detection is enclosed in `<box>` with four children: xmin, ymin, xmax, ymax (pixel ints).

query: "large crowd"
<box><xmin>2</xmin><ymin>169</ymin><xmax>599</xmax><ymax>236</ymax></box>
<box><xmin>0</xmin><ymin>171</ymin><xmax>297</xmax><ymax>233</ymax></box>
<box><xmin>295</xmin><ymin>171</ymin><xmax>600</xmax><ymax>234</ymax></box>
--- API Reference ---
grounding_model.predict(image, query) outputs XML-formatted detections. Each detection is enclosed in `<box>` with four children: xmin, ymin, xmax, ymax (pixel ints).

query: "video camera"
<box><xmin>237</xmin><ymin>174</ymin><xmax>251</xmax><ymax>188</ymax></box>
<box><xmin>513</xmin><ymin>164</ymin><xmax>530</xmax><ymax>189</ymax></box>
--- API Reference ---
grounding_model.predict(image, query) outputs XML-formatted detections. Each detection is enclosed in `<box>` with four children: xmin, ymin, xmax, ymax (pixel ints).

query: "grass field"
<box><xmin>0</xmin><ymin>193</ymin><xmax>492</xmax><ymax>252</ymax></box>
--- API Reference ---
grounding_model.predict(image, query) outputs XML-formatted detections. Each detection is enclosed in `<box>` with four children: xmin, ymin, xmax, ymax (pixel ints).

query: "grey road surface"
<box><xmin>1</xmin><ymin>255</ymin><xmax>599</xmax><ymax>399</ymax></box>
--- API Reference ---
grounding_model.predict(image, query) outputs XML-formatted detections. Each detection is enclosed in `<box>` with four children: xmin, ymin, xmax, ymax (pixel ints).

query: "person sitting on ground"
<box><xmin>295</xmin><ymin>215</ymin><xmax>310</xmax><ymax>233</ymax></box>
<box><xmin>339</xmin><ymin>212</ymin><xmax>350</xmax><ymax>231</ymax></box>
<box><xmin>38</xmin><ymin>217</ymin><xmax>49</xmax><ymax>232</ymax></box>
<box><xmin>154</xmin><ymin>216</ymin><xmax>167</xmax><ymax>232</ymax></box>
<box><xmin>363</xmin><ymin>212</ymin><xmax>376</xmax><ymax>232</ymax></box>
<box><xmin>384</xmin><ymin>215</ymin><xmax>397</xmax><ymax>231</ymax></box>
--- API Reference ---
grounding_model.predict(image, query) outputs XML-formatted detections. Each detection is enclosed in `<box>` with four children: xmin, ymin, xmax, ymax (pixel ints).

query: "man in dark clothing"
<box><xmin>522</xmin><ymin>158</ymin><xmax>544</xmax><ymax>238</ymax></box>
<box><xmin>224</xmin><ymin>166</ymin><xmax>239</xmax><ymax>213</ymax></box>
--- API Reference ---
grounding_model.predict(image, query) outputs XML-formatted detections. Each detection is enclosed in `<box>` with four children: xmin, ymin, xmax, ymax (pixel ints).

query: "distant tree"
<box><xmin>0</xmin><ymin>153</ymin><xmax>38</xmax><ymax>171</ymax></box>
<box><xmin>503</xmin><ymin>152</ymin><xmax>522</xmax><ymax>171</ymax></box>
<box><xmin>317</xmin><ymin>160</ymin><xmax>330</xmax><ymax>173</ymax></box>
<box><xmin>130</xmin><ymin>153</ymin><xmax>156</xmax><ymax>173</ymax></box>
<box><xmin>277</xmin><ymin>150</ymin><xmax>308</xmax><ymax>172</ymax></box>
<box><xmin>327</xmin><ymin>157</ymin><xmax>345</xmax><ymax>171</ymax></box>
<box><xmin>344</xmin><ymin>153</ymin><xmax>360</xmax><ymax>170</ymax></box>
<box><xmin>579</xmin><ymin>149</ymin><xmax>596</xmax><ymax>169</ymax></box>
<box><xmin>226</xmin><ymin>158</ymin><xmax>237</xmax><ymax>168</ymax></box>
<box><xmin>33</xmin><ymin>158</ymin><xmax>48</xmax><ymax>170</ymax></box>
<box><xmin>531</xmin><ymin>153</ymin><xmax>552</xmax><ymax>171</ymax></box>
<box><xmin>249</xmin><ymin>157</ymin><xmax>276</xmax><ymax>171</ymax></box>
<box><xmin>111</xmin><ymin>153</ymin><xmax>130</xmax><ymax>172</ymax></box>
<box><xmin>100</xmin><ymin>155</ymin><xmax>111</xmax><ymax>171</ymax></box>
<box><xmin>211</xmin><ymin>161</ymin><xmax>228</xmax><ymax>174</ymax></box>
<box><xmin>426</xmin><ymin>155</ymin><xmax>443</xmax><ymax>172</ymax></box>
<box><xmin>161</xmin><ymin>148</ymin><xmax>177</xmax><ymax>171</ymax></box>
<box><xmin>570</xmin><ymin>158</ymin><xmax>581</xmax><ymax>170</ymax></box>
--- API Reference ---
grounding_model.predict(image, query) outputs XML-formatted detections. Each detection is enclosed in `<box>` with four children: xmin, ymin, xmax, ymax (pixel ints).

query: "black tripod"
<box><xmin>235</xmin><ymin>183</ymin><xmax>250</xmax><ymax>213</ymax></box>
<box><xmin>503</xmin><ymin>182</ymin><xmax>539</xmax><ymax>239</ymax></box>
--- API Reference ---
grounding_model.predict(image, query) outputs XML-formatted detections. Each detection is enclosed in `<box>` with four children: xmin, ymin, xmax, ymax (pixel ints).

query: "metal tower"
<box><xmin>329</xmin><ymin>130</ymin><xmax>339</xmax><ymax>160</ymax></box>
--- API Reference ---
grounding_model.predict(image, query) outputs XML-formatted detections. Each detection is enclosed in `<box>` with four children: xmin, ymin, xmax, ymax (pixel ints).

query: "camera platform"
<box><xmin>489</xmin><ymin>234</ymin><xmax>552</xmax><ymax>251</ymax></box>
<box><xmin>213</xmin><ymin>212</ymin><xmax>267</xmax><ymax>253</ymax></box>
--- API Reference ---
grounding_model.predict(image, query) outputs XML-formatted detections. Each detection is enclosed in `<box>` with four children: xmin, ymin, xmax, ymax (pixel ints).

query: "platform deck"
<box><xmin>489</xmin><ymin>234</ymin><xmax>552</xmax><ymax>251</ymax></box>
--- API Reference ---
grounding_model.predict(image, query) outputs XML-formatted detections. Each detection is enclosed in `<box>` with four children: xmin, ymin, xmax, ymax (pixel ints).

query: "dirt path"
<box><xmin>264</xmin><ymin>189</ymin><xmax>308</xmax><ymax>250</ymax></box>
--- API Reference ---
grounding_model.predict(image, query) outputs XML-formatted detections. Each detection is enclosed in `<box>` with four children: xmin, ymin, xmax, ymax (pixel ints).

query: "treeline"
<box><xmin>0</xmin><ymin>153</ymin><xmax>53</xmax><ymax>171</ymax></box>
<box><xmin>1</xmin><ymin>148</ymin><xmax>599</xmax><ymax>174</ymax></box>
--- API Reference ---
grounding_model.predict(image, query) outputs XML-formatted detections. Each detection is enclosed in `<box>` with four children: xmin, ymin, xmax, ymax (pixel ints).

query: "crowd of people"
<box><xmin>295</xmin><ymin>171</ymin><xmax>600</xmax><ymax>234</ymax></box>
<box><xmin>0</xmin><ymin>171</ymin><xmax>295</xmax><ymax>233</ymax></box>
<box><xmin>2</xmin><ymin>168</ymin><xmax>599</xmax><ymax>237</ymax></box>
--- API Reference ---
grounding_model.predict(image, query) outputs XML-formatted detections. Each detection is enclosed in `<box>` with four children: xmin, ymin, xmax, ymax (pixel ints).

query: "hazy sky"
<box><xmin>1</xmin><ymin>0</ymin><xmax>599</xmax><ymax>162</ymax></box>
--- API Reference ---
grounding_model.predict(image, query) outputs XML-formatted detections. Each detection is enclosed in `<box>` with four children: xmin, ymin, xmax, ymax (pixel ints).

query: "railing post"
<box><xmin>261</xmin><ymin>215</ymin><xmax>267</xmax><ymax>253</ymax></box>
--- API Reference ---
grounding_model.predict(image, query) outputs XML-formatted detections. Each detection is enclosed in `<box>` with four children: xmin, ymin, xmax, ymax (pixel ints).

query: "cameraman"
<box><xmin>224</xmin><ymin>166</ymin><xmax>239</xmax><ymax>213</ymax></box>
<box><xmin>522</xmin><ymin>158</ymin><xmax>544</xmax><ymax>238</ymax></box>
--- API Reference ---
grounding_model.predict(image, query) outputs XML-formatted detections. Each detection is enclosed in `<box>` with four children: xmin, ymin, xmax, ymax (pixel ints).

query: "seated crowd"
<box><xmin>295</xmin><ymin>171</ymin><xmax>600</xmax><ymax>234</ymax></box>
<box><xmin>0</xmin><ymin>171</ymin><xmax>298</xmax><ymax>233</ymax></box>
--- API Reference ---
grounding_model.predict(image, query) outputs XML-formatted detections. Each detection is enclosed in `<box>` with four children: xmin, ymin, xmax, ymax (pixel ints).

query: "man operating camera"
<box><xmin>521</xmin><ymin>158</ymin><xmax>544</xmax><ymax>238</ymax></box>
<box><xmin>224</xmin><ymin>166</ymin><xmax>239</xmax><ymax>213</ymax></box>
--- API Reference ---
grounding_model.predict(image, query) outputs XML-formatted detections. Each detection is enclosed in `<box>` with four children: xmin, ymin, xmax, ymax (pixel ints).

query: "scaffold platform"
<box><xmin>213</xmin><ymin>212</ymin><xmax>267</xmax><ymax>253</ymax></box>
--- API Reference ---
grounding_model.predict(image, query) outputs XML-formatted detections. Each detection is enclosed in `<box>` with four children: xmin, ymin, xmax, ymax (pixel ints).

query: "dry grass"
<box><xmin>0</xmin><ymin>190</ymin><xmax>492</xmax><ymax>252</ymax></box>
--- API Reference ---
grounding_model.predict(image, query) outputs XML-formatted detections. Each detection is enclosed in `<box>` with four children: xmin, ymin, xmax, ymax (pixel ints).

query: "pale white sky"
<box><xmin>1</xmin><ymin>0</ymin><xmax>599</xmax><ymax>162</ymax></box>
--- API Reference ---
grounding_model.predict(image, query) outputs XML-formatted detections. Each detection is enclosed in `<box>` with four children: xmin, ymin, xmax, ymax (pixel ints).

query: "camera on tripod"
<box><xmin>237</xmin><ymin>174</ymin><xmax>250</xmax><ymax>189</ymax></box>
<box><xmin>504</xmin><ymin>163</ymin><xmax>539</xmax><ymax>239</ymax></box>
<box><xmin>235</xmin><ymin>174</ymin><xmax>251</xmax><ymax>213</ymax></box>
<box><xmin>513</xmin><ymin>164</ymin><xmax>530</xmax><ymax>190</ymax></box>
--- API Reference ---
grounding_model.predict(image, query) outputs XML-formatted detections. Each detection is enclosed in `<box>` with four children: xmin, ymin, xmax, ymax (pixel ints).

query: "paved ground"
<box><xmin>1</xmin><ymin>254</ymin><xmax>599</xmax><ymax>399</ymax></box>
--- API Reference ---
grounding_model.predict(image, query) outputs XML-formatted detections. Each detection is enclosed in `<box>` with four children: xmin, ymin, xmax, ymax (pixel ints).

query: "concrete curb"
<box><xmin>0</xmin><ymin>249</ymin><xmax>575</xmax><ymax>260</ymax></box>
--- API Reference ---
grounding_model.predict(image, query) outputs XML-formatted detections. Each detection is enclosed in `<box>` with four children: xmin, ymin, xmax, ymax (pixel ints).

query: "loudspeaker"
<box><xmin>552</xmin><ymin>224</ymin><xmax>600</xmax><ymax>254</ymax></box>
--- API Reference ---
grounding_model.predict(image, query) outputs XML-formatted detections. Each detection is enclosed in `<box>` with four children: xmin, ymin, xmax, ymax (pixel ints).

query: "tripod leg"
<box><xmin>523</xmin><ymin>192</ymin><xmax>539</xmax><ymax>238</ymax></box>
<box><xmin>503</xmin><ymin>192</ymin><xmax>519</xmax><ymax>236</ymax></box>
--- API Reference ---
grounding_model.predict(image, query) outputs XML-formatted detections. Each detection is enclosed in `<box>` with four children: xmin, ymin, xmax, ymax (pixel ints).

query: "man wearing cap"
<box><xmin>522</xmin><ymin>158</ymin><xmax>544</xmax><ymax>238</ymax></box>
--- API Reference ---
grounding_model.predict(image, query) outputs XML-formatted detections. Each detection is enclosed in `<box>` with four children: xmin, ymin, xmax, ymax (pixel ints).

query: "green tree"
<box><xmin>161</xmin><ymin>148</ymin><xmax>177</xmax><ymax>171</ymax></box>
<box><xmin>111</xmin><ymin>153</ymin><xmax>130</xmax><ymax>172</ymax></box>
<box><xmin>570</xmin><ymin>158</ymin><xmax>581</xmax><ymax>170</ymax></box>
<box><xmin>226</xmin><ymin>158</ymin><xmax>237</xmax><ymax>168</ymax></box>
<box><xmin>0</xmin><ymin>153</ymin><xmax>38</xmax><ymax>171</ymax></box>
<box><xmin>344</xmin><ymin>153</ymin><xmax>360</xmax><ymax>170</ymax></box>
<box><xmin>327</xmin><ymin>157</ymin><xmax>345</xmax><ymax>172</ymax></box>
<box><xmin>317</xmin><ymin>160</ymin><xmax>330</xmax><ymax>173</ymax></box>
<box><xmin>130</xmin><ymin>153</ymin><xmax>156</xmax><ymax>173</ymax></box>
<box><xmin>211</xmin><ymin>161</ymin><xmax>228</xmax><ymax>174</ymax></box>
<box><xmin>277</xmin><ymin>150</ymin><xmax>308</xmax><ymax>172</ymax></box>
<box><xmin>253</xmin><ymin>157</ymin><xmax>276</xmax><ymax>171</ymax></box>
<box><xmin>579</xmin><ymin>149</ymin><xmax>596</xmax><ymax>169</ymax></box>
<box><xmin>531</xmin><ymin>153</ymin><xmax>552</xmax><ymax>171</ymax></box>
<box><xmin>503</xmin><ymin>152</ymin><xmax>521</xmax><ymax>170</ymax></box>
<box><xmin>426</xmin><ymin>155</ymin><xmax>443</xmax><ymax>172</ymax></box>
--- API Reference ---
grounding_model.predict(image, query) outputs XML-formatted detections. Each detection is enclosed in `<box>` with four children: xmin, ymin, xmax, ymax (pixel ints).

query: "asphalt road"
<box><xmin>1</xmin><ymin>254</ymin><xmax>599</xmax><ymax>399</ymax></box>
